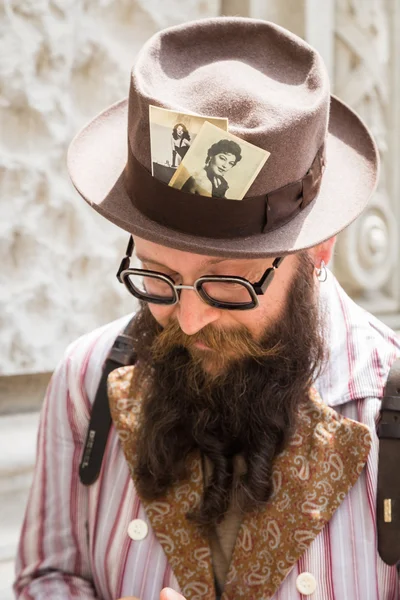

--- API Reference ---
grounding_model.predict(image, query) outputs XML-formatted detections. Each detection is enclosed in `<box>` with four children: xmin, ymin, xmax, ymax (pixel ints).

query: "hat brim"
<box><xmin>67</xmin><ymin>95</ymin><xmax>379</xmax><ymax>258</ymax></box>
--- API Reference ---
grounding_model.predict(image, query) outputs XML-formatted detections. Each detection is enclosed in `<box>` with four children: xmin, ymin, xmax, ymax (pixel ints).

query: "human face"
<box><xmin>209</xmin><ymin>152</ymin><xmax>237</xmax><ymax>177</ymax></box>
<box><xmin>133</xmin><ymin>237</ymin><xmax>301</xmax><ymax>363</ymax></box>
<box><xmin>176</xmin><ymin>125</ymin><xmax>184</xmax><ymax>137</ymax></box>
<box><xmin>131</xmin><ymin>249</ymin><xmax>325</xmax><ymax>525</ymax></box>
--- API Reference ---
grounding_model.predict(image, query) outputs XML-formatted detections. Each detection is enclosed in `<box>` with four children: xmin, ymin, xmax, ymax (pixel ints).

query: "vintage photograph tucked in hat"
<box><xmin>149</xmin><ymin>105</ymin><xmax>228</xmax><ymax>185</ymax></box>
<box><xmin>169</xmin><ymin>121</ymin><xmax>271</xmax><ymax>200</ymax></box>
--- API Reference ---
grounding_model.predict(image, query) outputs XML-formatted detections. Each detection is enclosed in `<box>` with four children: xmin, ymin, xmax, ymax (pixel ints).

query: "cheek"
<box><xmin>258</xmin><ymin>267</ymin><xmax>295</xmax><ymax>320</ymax></box>
<box><xmin>235</xmin><ymin>270</ymin><xmax>295</xmax><ymax>338</ymax></box>
<box><xmin>260</xmin><ymin>285</ymin><xmax>287</xmax><ymax>318</ymax></box>
<box><xmin>147</xmin><ymin>304</ymin><xmax>175</xmax><ymax>328</ymax></box>
<box><xmin>228</xmin><ymin>307</ymin><xmax>270</xmax><ymax>340</ymax></box>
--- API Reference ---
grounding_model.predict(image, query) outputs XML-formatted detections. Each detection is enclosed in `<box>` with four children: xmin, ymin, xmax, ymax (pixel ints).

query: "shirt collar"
<box><xmin>315</xmin><ymin>269</ymin><xmax>400</xmax><ymax>407</ymax></box>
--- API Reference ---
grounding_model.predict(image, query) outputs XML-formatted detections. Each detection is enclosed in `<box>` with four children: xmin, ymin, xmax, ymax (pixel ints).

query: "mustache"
<box><xmin>150</xmin><ymin>317</ymin><xmax>283</xmax><ymax>365</ymax></box>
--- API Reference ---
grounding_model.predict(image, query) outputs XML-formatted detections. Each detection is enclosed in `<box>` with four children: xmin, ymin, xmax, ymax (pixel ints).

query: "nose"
<box><xmin>174</xmin><ymin>288</ymin><xmax>220</xmax><ymax>336</ymax></box>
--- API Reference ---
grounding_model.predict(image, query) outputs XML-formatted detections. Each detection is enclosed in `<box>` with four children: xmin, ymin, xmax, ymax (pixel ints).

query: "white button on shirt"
<box><xmin>127</xmin><ymin>519</ymin><xmax>148</xmax><ymax>541</ymax></box>
<box><xmin>296</xmin><ymin>572</ymin><xmax>317</xmax><ymax>595</ymax></box>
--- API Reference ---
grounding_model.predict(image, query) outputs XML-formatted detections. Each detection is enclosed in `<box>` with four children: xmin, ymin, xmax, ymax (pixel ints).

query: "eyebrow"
<box><xmin>136</xmin><ymin>253</ymin><xmax>247</xmax><ymax>269</ymax></box>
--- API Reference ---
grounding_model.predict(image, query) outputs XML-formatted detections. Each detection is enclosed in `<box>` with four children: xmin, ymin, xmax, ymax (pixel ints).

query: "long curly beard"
<box><xmin>127</xmin><ymin>252</ymin><xmax>327</xmax><ymax>530</ymax></box>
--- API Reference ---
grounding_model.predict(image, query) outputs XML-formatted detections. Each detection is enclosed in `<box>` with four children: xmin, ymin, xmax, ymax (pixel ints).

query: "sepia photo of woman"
<box><xmin>169</xmin><ymin>120</ymin><xmax>270</xmax><ymax>200</ymax></box>
<box><xmin>171</xmin><ymin>123</ymin><xmax>191</xmax><ymax>167</ymax></box>
<box><xmin>181</xmin><ymin>139</ymin><xmax>242</xmax><ymax>198</ymax></box>
<box><xmin>149</xmin><ymin>105</ymin><xmax>228</xmax><ymax>185</ymax></box>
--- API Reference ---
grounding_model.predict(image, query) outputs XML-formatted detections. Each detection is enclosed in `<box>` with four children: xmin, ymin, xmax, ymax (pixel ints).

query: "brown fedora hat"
<box><xmin>67</xmin><ymin>16</ymin><xmax>379</xmax><ymax>258</ymax></box>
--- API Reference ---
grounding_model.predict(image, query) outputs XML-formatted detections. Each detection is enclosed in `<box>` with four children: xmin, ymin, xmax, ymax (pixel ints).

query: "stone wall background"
<box><xmin>1</xmin><ymin>0</ymin><xmax>400</xmax><ymax>382</ymax></box>
<box><xmin>0</xmin><ymin>0</ymin><xmax>220</xmax><ymax>377</ymax></box>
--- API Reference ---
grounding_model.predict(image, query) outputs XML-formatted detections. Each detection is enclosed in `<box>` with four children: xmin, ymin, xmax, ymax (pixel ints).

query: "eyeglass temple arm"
<box><xmin>116</xmin><ymin>236</ymin><xmax>135</xmax><ymax>283</ymax></box>
<box><xmin>258</xmin><ymin>256</ymin><xmax>284</xmax><ymax>293</ymax></box>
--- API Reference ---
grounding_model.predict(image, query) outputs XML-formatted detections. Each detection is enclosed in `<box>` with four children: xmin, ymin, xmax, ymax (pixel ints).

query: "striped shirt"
<box><xmin>14</xmin><ymin>271</ymin><xmax>400</xmax><ymax>599</ymax></box>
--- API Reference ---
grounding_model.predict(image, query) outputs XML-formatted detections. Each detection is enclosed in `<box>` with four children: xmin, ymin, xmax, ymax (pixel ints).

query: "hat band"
<box><xmin>124</xmin><ymin>143</ymin><xmax>326</xmax><ymax>239</ymax></box>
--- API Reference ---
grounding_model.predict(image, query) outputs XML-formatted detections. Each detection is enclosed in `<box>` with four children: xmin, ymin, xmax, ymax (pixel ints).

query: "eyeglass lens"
<box><xmin>126</xmin><ymin>273</ymin><xmax>175</xmax><ymax>301</ymax></box>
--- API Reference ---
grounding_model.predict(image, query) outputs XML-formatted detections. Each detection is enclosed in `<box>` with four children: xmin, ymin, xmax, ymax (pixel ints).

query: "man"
<box><xmin>14</xmin><ymin>16</ymin><xmax>400</xmax><ymax>600</ymax></box>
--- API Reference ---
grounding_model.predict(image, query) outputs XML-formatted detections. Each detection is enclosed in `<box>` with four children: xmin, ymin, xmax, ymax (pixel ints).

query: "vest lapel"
<box><xmin>222</xmin><ymin>388</ymin><xmax>372</xmax><ymax>599</ymax></box>
<box><xmin>108</xmin><ymin>366</ymin><xmax>215</xmax><ymax>600</ymax></box>
<box><xmin>108</xmin><ymin>367</ymin><xmax>372</xmax><ymax>600</ymax></box>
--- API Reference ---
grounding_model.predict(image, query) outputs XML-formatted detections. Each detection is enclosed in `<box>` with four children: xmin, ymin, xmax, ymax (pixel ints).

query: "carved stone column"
<box><xmin>222</xmin><ymin>0</ymin><xmax>400</xmax><ymax>327</ymax></box>
<box><xmin>333</xmin><ymin>0</ymin><xmax>400</xmax><ymax>327</ymax></box>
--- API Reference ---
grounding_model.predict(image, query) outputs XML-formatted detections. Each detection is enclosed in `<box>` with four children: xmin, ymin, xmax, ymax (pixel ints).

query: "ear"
<box><xmin>308</xmin><ymin>236</ymin><xmax>336</xmax><ymax>267</ymax></box>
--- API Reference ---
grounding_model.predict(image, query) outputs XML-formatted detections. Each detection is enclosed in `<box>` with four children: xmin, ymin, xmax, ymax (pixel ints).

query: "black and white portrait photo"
<box><xmin>171</xmin><ymin>123</ymin><xmax>191</xmax><ymax>167</ymax></box>
<box><xmin>149</xmin><ymin>106</ymin><xmax>228</xmax><ymax>184</ymax></box>
<box><xmin>169</xmin><ymin>121</ymin><xmax>271</xmax><ymax>200</ymax></box>
<box><xmin>181</xmin><ymin>139</ymin><xmax>242</xmax><ymax>198</ymax></box>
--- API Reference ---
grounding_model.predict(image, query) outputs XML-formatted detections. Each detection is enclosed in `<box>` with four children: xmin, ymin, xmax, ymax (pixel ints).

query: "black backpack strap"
<box><xmin>377</xmin><ymin>357</ymin><xmax>400</xmax><ymax>566</ymax></box>
<box><xmin>79</xmin><ymin>317</ymin><xmax>137</xmax><ymax>486</ymax></box>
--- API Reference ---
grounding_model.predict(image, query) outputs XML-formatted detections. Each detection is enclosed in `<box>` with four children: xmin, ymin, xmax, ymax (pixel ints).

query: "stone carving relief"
<box><xmin>333</xmin><ymin>0</ymin><xmax>399</xmax><ymax>312</ymax></box>
<box><xmin>0</xmin><ymin>0</ymin><xmax>220</xmax><ymax>376</ymax></box>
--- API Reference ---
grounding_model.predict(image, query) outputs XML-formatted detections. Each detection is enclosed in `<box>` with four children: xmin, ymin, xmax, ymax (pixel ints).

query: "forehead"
<box><xmin>133</xmin><ymin>236</ymin><xmax>267</xmax><ymax>270</ymax></box>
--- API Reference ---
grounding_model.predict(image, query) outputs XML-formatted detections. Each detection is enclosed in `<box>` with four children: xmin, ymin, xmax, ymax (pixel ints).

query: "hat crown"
<box><xmin>128</xmin><ymin>16</ymin><xmax>330</xmax><ymax>196</ymax></box>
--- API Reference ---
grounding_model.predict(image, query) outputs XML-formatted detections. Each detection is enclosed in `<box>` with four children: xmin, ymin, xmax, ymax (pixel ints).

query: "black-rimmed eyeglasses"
<box><xmin>116</xmin><ymin>237</ymin><xmax>284</xmax><ymax>311</ymax></box>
